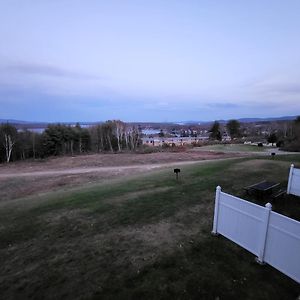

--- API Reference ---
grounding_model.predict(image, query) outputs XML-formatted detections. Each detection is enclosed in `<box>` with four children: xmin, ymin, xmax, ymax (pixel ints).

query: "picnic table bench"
<box><xmin>271</xmin><ymin>188</ymin><xmax>287</xmax><ymax>200</ymax></box>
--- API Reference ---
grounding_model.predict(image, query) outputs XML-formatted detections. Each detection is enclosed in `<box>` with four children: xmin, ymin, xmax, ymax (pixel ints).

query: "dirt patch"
<box><xmin>0</xmin><ymin>151</ymin><xmax>243</xmax><ymax>202</ymax></box>
<box><xmin>0</xmin><ymin>173</ymin><xmax>106</xmax><ymax>202</ymax></box>
<box><xmin>0</xmin><ymin>150</ymin><xmax>242</xmax><ymax>174</ymax></box>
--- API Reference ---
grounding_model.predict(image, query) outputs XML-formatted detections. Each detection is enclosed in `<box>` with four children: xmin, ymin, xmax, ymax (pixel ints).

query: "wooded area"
<box><xmin>0</xmin><ymin>120</ymin><xmax>141</xmax><ymax>163</ymax></box>
<box><xmin>1</xmin><ymin>118</ymin><xmax>299</xmax><ymax>163</ymax></box>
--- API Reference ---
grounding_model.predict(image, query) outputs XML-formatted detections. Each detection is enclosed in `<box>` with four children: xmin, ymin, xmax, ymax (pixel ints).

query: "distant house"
<box><xmin>221</xmin><ymin>133</ymin><xmax>231</xmax><ymax>141</ymax></box>
<box><xmin>141</xmin><ymin>136</ymin><xmax>209</xmax><ymax>147</ymax></box>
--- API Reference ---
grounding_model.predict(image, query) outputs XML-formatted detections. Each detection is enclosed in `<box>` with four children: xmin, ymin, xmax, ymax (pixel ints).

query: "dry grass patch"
<box><xmin>230</xmin><ymin>159</ymin><xmax>288</xmax><ymax>171</ymax></box>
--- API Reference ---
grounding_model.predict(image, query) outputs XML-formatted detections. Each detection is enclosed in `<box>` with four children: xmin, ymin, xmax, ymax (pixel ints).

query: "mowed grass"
<box><xmin>0</xmin><ymin>156</ymin><xmax>300</xmax><ymax>299</ymax></box>
<box><xmin>196</xmin><ymin>143</ymin><xmax>268</xmax><ymax>152</ymax></box>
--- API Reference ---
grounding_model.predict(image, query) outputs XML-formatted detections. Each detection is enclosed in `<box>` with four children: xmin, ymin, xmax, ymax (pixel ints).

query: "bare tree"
<box><xmin>0</xmin><ymin>124</ymin><xmax>17</xmax><ymax>162</ymax></box>
<box><xmin>114</xmin><ymin>120</ymin><xmax>126</xmax><ymax>152</ymax></box>
<box><xmin>103</xmin><ymin>121</ymin><xmax>114</xmax><ymax>152</ymax></box>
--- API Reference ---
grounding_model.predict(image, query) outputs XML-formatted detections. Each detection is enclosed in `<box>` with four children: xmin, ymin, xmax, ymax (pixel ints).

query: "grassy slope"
<box><xmin>196</xmin><ymin>144</ymin><xmax>268</xmax><ymax>152</ymax></box>
<box><xmin>0</xmin><ymin>156</ymin><xmax>300</xmax><ymax>299</ymax></box>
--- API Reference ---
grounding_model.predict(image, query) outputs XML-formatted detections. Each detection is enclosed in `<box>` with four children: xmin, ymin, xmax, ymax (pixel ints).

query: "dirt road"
<box><xmin>0</xmin><ymin>151</ymin><xmax>244</xmax><ymax>201</ymax></box>
<box><xmin>0</xmin><ymin>159</ymin><xmax>233</xmax><ymax>178</ymax></box>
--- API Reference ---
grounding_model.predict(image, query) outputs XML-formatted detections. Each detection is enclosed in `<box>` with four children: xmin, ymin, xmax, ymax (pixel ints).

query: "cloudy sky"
<box><xmin>0</xmin><ymin>0</ymin><xmax>300</xmax><ymax>122</ymax></box>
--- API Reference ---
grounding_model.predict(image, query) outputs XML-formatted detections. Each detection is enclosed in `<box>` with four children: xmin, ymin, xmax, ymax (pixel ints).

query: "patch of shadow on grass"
<box><xmin>104</xmin><ymin>186</ymin><xmax>173</xmax><ymax>205</ymax></box>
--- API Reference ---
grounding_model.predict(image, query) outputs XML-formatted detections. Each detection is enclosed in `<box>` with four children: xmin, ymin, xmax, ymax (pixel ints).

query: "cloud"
<box><xmin>244</xmin><ymin>75</ymin><xmax>300</xmax><ymax>97</ymax></box>
<box><xmin>0</xmin><ymin>60</ymin><xmax>115</xmax><ymax>99</ymax></box>
<box><xmin>205</xmin><ymin>102</ymin><xmax>240</xmax><ymax>109</ymax></box>
<box><xmin>5</xmin><ymin>62</ymin><xmax>101</xmax><ymax>80</ymax></box>
<box><xmin>263</xmin><ymin>82</ymin><xmax>300</xmax><ymax>95</ymax></box>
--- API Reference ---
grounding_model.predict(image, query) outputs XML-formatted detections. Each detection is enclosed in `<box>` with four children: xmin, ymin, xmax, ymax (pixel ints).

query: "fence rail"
<box><xmin>212</xmin><ymin>186</ymin><xmax>300</xmax><ymax>283</ymax></box>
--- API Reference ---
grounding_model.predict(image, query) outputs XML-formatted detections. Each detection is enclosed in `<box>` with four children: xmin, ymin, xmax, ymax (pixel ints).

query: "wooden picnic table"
<box><xmin>251</xmin><ymin>181</ymin><xmax>280</xmax><ymax>192</ymax></box>
<box><xmin>244</xmin><ymin>181</ymin><xmax>280</xmax><ymax>200</ymax></box>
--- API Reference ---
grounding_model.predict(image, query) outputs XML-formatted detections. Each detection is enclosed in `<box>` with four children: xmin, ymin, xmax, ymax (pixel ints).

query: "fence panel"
<box><xmin>264</xmin><ymin>211</ymin><xmax>300</xmax><ymax>283</ymax></box>
<box><xmin>212</xmin><ymin>187</ymin><xmax>300</xmax><ymax>283</ymax></box>
<box><xmin>217</xmin><ymin>192</ymin><xmax>265</xmax><ymax>255</ymax></box>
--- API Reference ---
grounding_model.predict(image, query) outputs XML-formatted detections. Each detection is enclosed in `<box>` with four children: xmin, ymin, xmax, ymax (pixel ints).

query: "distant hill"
<box><xmin>180</xmin><ymin>116</ymin><xmax>298</xmax><ymax>125</ymax></box>
<box><xmin>0</xmin><ymin>119</ymin><xmax>36</xmax><ymax>124</ymax></box>
<box><xmin>0</xmin><ymin>120</ymin><xmax>102</xmax><ymax>127</ymax></box>
<box><xmin>0</xmin><ymin>115</ymin><xmax>298</xmax><ymax>127</ymax></box>
<box><xmin>237</xmin><ymin>116</ymin><xmax>298</xmax><ymax>123</ymax></box>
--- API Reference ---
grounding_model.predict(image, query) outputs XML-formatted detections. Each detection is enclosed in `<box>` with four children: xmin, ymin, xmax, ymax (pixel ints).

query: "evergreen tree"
<box><xmin>267</xmin><ymin>133</ymin><xmax>277</xmax><ymax>146</ymax></box>
<box><xmin>209</xmin><ymin>121</ymin><xmax>222</xmax><ymax>141</ymax></box>
<box><xmin>226</xmin><ymin>119</ymin><xmax>241</xmax><ymax>138</ymax></box>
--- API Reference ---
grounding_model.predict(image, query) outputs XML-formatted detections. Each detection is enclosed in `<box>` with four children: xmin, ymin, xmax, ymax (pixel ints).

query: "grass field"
<box><xmin>195</xmin><ymin>144</ymin><xmax>269</xmax><ymax>153</ymax></box>
<box><xmin>1</xmin><ymin>155</ymin><xmax>300</xmax><ymax>299</ymax></box>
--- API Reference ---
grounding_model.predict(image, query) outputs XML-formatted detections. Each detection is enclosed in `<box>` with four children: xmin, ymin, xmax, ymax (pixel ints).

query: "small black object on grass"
<box><xmin>174</xmin><ymin>168</ymin><xmax>181</xmax><ymax>180</ymax></box>
<box><xmin>271</xmin><ymin>152</ymin><xmax>276</xmax><ymax>158</ymax></box>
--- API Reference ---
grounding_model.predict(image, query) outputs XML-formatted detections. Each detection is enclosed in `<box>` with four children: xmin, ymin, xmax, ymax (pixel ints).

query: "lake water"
<box><xmin>142</xmin><ymin>129</ymin><xmax>160</xmax><ymax>135</ymax></box>
<box><xmin>22</xmin><ymin>127</ymin><xmax>161</xmax><ymax>135</ymax></box>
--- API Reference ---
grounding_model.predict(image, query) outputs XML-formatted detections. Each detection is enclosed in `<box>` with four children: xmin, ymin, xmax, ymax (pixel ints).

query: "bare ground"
<box><xmin>0</xmin><ymin>150</ymin><xmax>238</xmax><ymax>173</ymax></box>
<box><xmin>0</xmin><ymin>150</ymin><xmax>244</xmax><ymax>201</ymax></box>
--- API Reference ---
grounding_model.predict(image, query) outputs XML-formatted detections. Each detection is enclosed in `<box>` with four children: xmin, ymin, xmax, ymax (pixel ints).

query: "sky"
<box><xmin>0</xmin><ymin>0</ymin><xmax>300</xmax><ymax>122</ymax></box>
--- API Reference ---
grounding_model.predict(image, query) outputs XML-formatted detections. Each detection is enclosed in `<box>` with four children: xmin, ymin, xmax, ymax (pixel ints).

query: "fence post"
<box><xmin>212</xmin><ymin>186</ymin><xmax>221</xmax><ymax>235</ymax></box>
<box><xmin>287</xmin><ymin>164</ymin><xmax>294</xmax><ymax>194</ymax></box>
<box><xmin>256</xmin><ymin>202</ymin><xmax>272</xmax><ymax>264</ymax></box>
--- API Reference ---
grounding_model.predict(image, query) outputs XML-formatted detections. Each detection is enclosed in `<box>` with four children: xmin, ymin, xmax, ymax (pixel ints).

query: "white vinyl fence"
<box><xmin>212</xmin><ymin>186</ymin><xmax>300</xmax><ymax>283</ymax></box>
<box><xmin>287</xmin><ymin>164</ymin><xmax>300</xmax><ymax>197</ymax></box>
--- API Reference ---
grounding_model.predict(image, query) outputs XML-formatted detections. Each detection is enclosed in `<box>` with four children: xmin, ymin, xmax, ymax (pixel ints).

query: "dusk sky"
<box><xmin>1</xmin><ymin>0</ymin><xmax>300</xmax><ymax>122</ymax></box>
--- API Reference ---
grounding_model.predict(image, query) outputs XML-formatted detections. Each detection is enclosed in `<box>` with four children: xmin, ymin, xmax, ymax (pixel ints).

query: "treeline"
<box><xmin>209</xmin><ymin>119</ymin><xmax>241</xmax><ymax>140</ymax></box>
<box><xmin>208</xmin><ymin>117</ymin><xmax>300</xmax><ymax>151</ymax></box>
<box><xmin>0</xmin><ymin>120</ymin><xmax>141</xmax><ymax>163</ymax></box>
<box><xmin>282</xmin><ymin>116</ymin><xmax>300</xmax><ymax>151</ymax></box>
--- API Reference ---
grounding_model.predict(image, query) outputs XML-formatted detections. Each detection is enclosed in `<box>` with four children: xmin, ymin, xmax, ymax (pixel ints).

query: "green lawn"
<box><xmin>196</xmin><ymin>143</ymin><xmax>269</xmax><ymax>152</ymax></box>
<box><xmin>0</xmin><ymin>155</ymin><xmax>300</xmax><ymax>299</ymax></box>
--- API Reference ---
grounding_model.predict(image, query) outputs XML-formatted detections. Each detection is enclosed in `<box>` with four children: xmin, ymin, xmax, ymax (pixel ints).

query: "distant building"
<box><xmin>221</xmin><ymin>133</ymin><xmax>231</xmax><ymax>141</ymax></box>
<box><xmin>141</xmin><ymin>136</ymin><xmax>209</xmax><ymax>147</ymax></box>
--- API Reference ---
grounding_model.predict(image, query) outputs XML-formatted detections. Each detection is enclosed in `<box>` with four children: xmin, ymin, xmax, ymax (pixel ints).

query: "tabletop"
<box><xmin>251</xmin><ymin>181</ymin><xmax>280</xmax><ymax>192</ymax></box>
